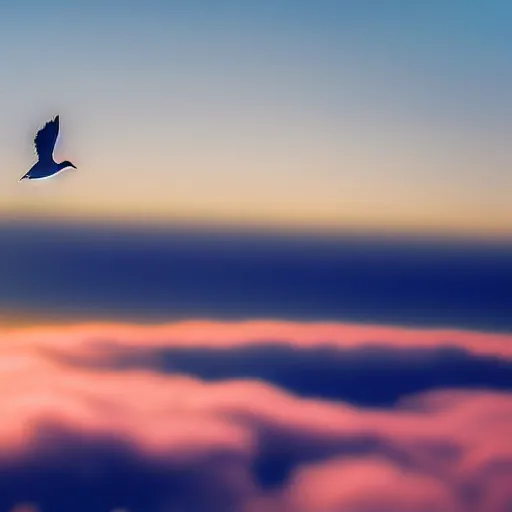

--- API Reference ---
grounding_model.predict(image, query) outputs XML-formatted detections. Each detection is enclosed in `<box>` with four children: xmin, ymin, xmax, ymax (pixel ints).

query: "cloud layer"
<box><xmin>24</xmin><ymin>320</ymin><xmax>512</xmax><ymax>406</ymax></box>
<box><xmin>1</xmin><ymin>320</ymin><xmax>511</xmax><ymax>512</ymax></box>
<box><xmin>2</xmin><ymin>221</ymin><xmax>511</xmax><ymax>331</ymax></box>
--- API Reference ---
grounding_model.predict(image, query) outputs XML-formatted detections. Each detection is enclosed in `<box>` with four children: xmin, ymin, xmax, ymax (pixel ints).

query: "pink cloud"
<box><xmin>284</xmin><ymin>457</ymin><xmax>456</xmax><ymax>512</ymax></box>
<box><xmin>8</xmin><ymin>506</ymin><xmax>40</xmax><ymax>512</ymax></box>
<box><xmin>0</xmin><ymin>320</ymin><xmax>511</xmax><ymax>511</ymax></box>
<box><xmin>2</xmin><ymin>319</ymin><xmax>511</xmax><ymax>359</ymax></box>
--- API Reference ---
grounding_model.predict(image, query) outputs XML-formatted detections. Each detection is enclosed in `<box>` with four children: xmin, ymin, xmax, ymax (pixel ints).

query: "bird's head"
<box><xmin>59</xmin><ymin>160</ymin><xmax>77</xmax><ymax>170</ymax></box>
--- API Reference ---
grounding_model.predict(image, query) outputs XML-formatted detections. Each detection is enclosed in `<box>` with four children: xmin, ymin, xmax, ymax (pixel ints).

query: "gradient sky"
<box><xmin>0</xmin><ymin>0</ymin><xmax>511</xmax><ymax>236</ymax></box>
<box><xmin>1</xmin><ymin>3</ymin><xmax>512</xmax><ymax>511</ymax></box>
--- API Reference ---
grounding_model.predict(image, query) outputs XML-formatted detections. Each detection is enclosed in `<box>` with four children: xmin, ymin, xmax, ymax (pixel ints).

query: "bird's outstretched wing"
<box><xmin>34</xmin><ymin>115</ymin><xmax>59</xmax><ymax>161</ymax></box>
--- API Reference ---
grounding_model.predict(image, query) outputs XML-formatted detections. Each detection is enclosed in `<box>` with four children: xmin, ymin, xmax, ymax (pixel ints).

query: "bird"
<box><xmin>19</xmin><ymin>115</ymin><xmax>77</xmax><ymax>181</ymax></box>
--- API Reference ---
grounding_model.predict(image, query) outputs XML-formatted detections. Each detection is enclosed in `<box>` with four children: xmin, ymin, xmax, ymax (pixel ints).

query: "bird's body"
<box><xmin>19</xmin><ymin>115</ymin><xmax>77</xmax><ymax>181</ymax></box>
<box><xmin>22</xmin><ymin>159</ymin><xmax>74</xmax><ymax>181</ymax></box>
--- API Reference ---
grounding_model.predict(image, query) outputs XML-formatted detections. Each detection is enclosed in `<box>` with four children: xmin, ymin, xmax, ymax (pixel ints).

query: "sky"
<box><xmin>1</xmin><ymin>2</ymin><xmax>512</xmax><ymax>511</ymax></box>
<box><xmin>0</xmin><ymin>0</ymin><xmax>511</xmax><ymax>236</ymax></box>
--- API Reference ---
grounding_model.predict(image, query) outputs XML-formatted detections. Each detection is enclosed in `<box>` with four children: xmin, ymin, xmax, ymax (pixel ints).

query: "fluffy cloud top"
<box><xmin>1</xmin><ymin>320</ymin><xmax>511</xmax><ymax>512</ymax></box>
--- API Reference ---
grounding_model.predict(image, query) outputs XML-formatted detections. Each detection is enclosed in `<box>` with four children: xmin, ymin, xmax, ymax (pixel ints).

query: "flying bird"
<box><xmin>19</xmin><ymin>115</ymin><xmax>77</xmax><ymax>181</ymax></box>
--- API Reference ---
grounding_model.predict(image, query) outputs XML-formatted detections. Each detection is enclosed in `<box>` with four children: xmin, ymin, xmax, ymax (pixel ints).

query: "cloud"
<box><xmin>1</xmin><ymin>322</ymin><xmax>512</xmax><ymax>511</ymax></box>
<box><xmin>6</xmin><ymin>320</ymin><xmax>511</xmax><ymax>406</ymax></box>
<box><xmin>1</xmin><ymin>220</ymin><xmax>510</xmax><ymax>331</ymax></box>
<box><xmin>283</xmin><ymin>457</ymin><xmax>457</xmax><ymax>512</ymax></box>
<box><xmin>6</xmin><ymin>318</ymin><xmax>512</xmax><ymax>355</ymax></box>
<box><xmin>9</xmin><ymin>506</ymin><xmax>40</xmax><ymax>512</ymax></box>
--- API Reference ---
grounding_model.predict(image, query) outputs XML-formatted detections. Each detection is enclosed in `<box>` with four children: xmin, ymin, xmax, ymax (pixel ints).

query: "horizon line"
<box><xmin>1</xmin><ymin>211</ymin><xmax>511</xmax><ymax>246</ymax></box>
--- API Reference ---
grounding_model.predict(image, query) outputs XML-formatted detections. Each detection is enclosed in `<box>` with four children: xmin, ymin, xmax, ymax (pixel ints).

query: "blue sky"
<box><xmin>0</xmin><ymin>0</ymin><xmax>510</xmax><ymax>236</ymax></box>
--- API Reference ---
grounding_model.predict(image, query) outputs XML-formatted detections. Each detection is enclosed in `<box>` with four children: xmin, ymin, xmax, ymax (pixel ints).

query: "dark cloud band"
<box><xmin>50</xmin><ymin>342</ymin><xmax>512</xmax><ymax>407</ymax></box>
<box><xmin>1</xmin><ymin>220</ymin><xmax>511</xmax><ymax>331</ymax></box>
